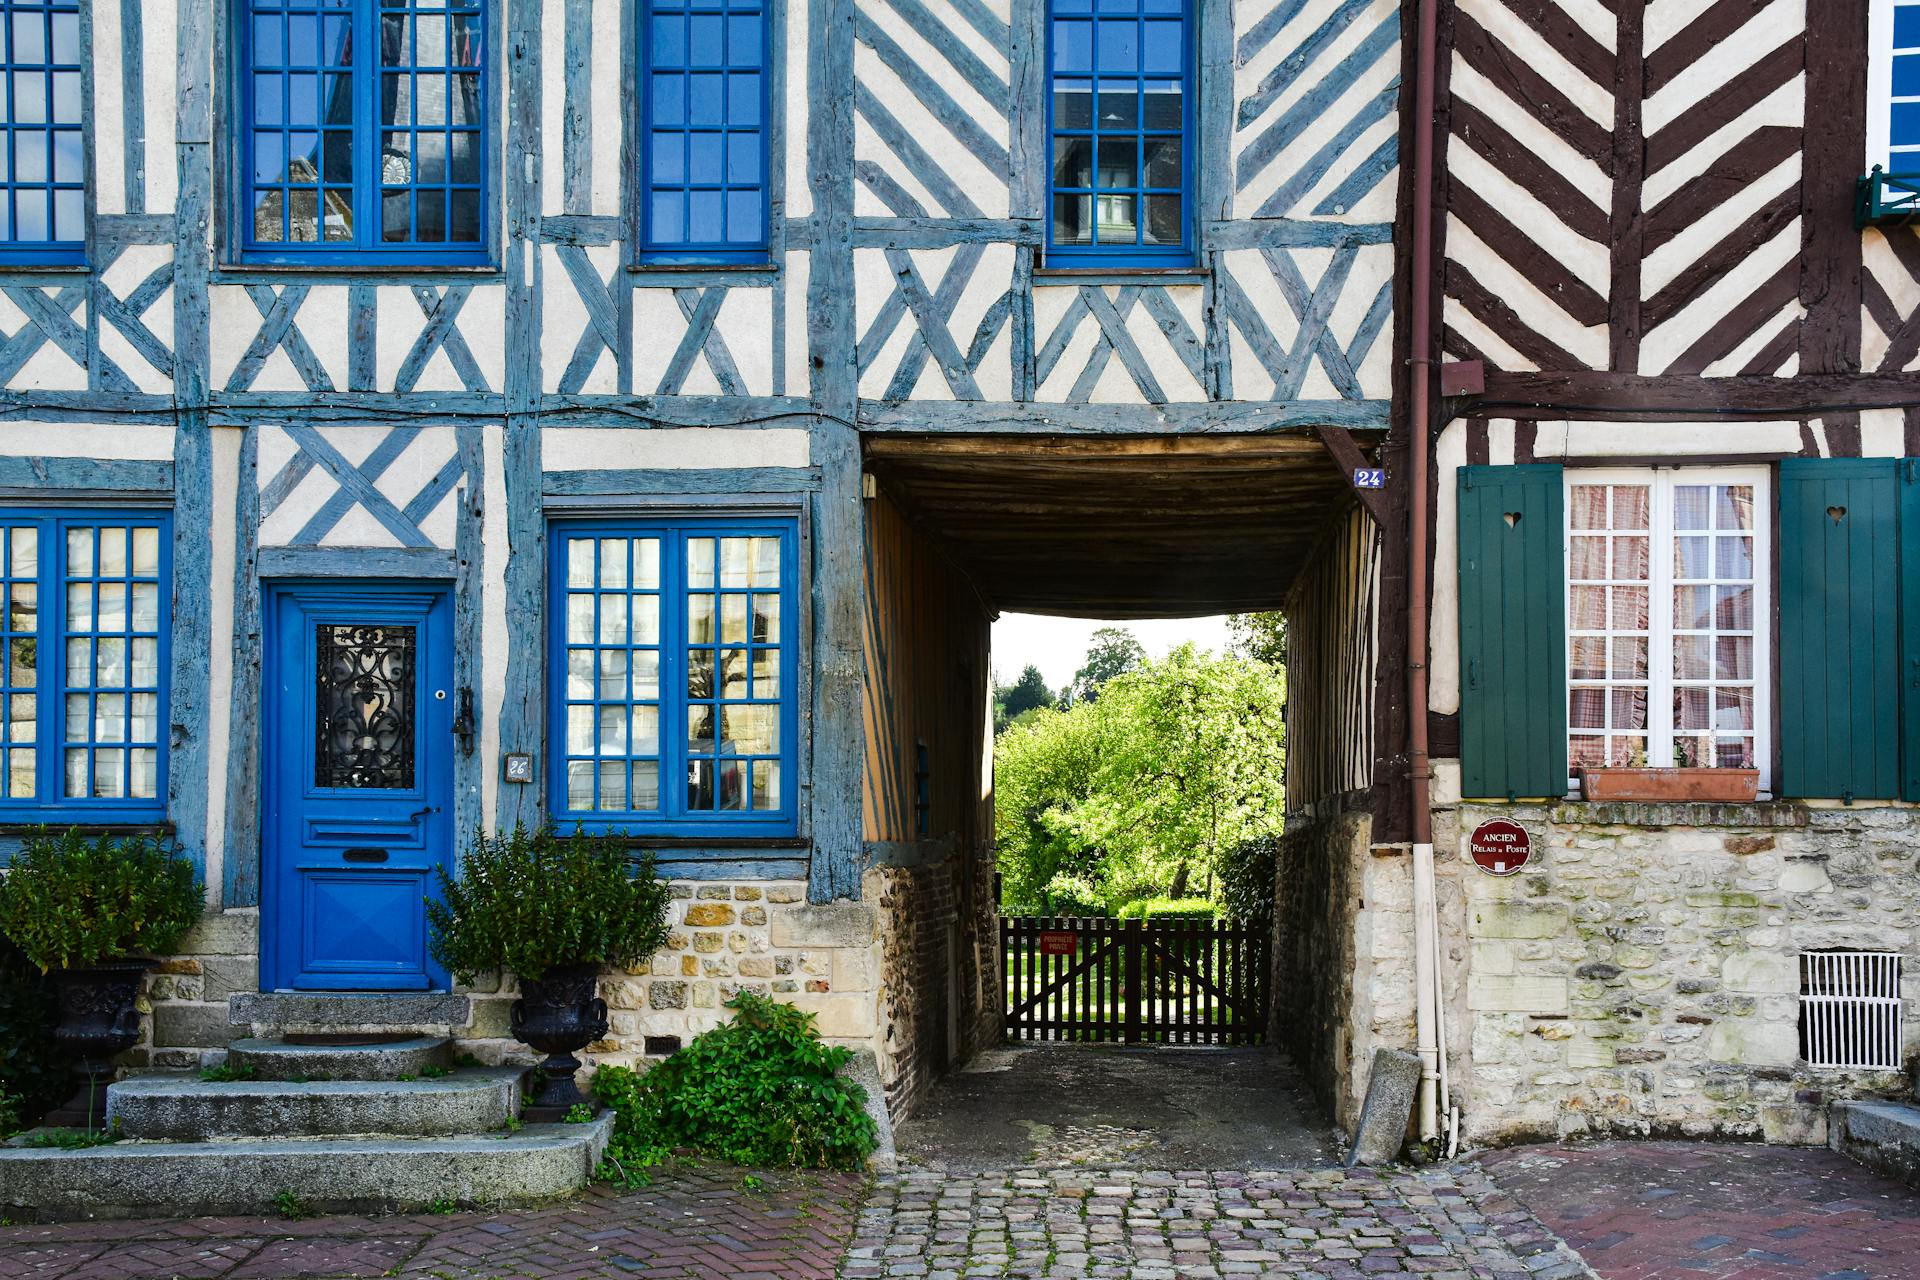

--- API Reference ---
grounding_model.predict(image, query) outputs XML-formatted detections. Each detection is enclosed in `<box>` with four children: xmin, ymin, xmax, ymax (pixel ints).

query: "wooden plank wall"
<box><xmin>861</xmin><ymin>488</ymin><xmax>992</xmax><ymax>846</ymax></box>
<box><xmin>1283</xmin><ymin>505</ymin><xmax>1380</xmax><ymax>811</ymax></box>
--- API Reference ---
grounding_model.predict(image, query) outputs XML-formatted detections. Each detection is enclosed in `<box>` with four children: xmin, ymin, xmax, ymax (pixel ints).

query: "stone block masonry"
<box><xmin>139</xmin><ymin>882</ymin><xmax>893</xmax><ymax>1080</ymax></box>
<box><xmin>1437</xmin><ymin>801</ymin><xmax>1920</xmax><ymax>1146</ymax></box>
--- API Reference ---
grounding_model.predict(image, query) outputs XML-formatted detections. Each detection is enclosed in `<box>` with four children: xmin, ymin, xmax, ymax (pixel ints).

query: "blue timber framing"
<box><xmin>0</xmin><ymin>0</ymin><xmax>1407</xmax><ymax>911</ymax></box>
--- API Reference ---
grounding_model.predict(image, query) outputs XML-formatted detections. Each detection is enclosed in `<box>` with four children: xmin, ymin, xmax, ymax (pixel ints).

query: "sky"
<box><xmin>990</xmin><ymin>613</ymin><xmax>1234</xmax><ymax>691</ymax></box>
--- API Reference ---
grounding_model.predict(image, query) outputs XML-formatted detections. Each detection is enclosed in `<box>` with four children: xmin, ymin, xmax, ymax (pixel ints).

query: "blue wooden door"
<box><xmin>263</xmin><ymin>582</ymin><xmax>455</xmax><ymax>991</ymax></box>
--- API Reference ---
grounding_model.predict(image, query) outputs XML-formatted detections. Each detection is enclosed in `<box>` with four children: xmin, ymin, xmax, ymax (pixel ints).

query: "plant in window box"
<box><xmin>427</xmin><ymin>824</ymin><xmax>673</xmax><ymax>1115</ymax></box>
<box><xmin>1577</xmin><ymin>736</ymin><xmax>1759</xmax><ymax>803</ymax></box>
<box><xmin>0</xmin><ymin>830</ymin><xmax>204</xmax><ymax>1129</ymax></box>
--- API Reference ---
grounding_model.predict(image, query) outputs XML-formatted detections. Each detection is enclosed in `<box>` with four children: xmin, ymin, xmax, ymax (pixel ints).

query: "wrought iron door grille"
<box><xmin>1799</xmin><ymin>950</ymin><xmax>1903</xmax><ymax>1071</ymax></box>
<box><xmin>314</xmin><ymin>623</ymin><xmax>416</xmax><ymax>790</ymax></box>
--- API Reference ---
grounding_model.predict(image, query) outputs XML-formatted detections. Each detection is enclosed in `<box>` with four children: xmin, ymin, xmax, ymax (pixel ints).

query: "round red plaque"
<box><xmin>1468</xmin><ymin>819</ymin><xmax>1531</xmax><ymax>876</ymax></box>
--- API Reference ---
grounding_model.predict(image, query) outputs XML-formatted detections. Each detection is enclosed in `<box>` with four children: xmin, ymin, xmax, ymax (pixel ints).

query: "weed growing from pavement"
<box><xmin>427</xmin><ymin>1197</ymin><xmax>457</xmax><ymax>1215</ymax></box>
<box><xmin>20</xmin><ymin>1123</ymin><xmax>119</xmax><ymax>1149</ymax></box>
<box><xmin>563</xmin><ymin>1104</ymin><xmax>593</xmax><ymax>1123</ymax></box>
<box><xmin>419</xmin><ymin>1065</ymin><xmax>452</xmax><ymax>1079</ymax></box>
<box><xmin>199</xmin><ymin>1062</ymin><xmax>256</xmax><ymax>1083</ymax></box>
<box><xmin>274</xmin><ymin>1191</ymin><xmax>310</xmax><ymax>1220</ymax></box>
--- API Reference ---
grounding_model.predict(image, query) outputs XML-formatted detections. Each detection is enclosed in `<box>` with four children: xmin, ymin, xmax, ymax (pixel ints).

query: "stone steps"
<box><xmin>107</xmin><ymin>1069</ymin><xmax>520</xmax><ymax>1141</ymax></box>
<box><xmin>1829</xmin><ymin>1099</ymin><xmax>1920</xmax><ymax>1186</ymax></box>
<box><xmin>226</xmin><ymin>1034</ymin><xmax>454</xmax><ymax>1081</ymax></box>
<box><xmin>0</xmin><ymin>1118</ymin><xmax>613</xmax><ymax>1220</ymax></box>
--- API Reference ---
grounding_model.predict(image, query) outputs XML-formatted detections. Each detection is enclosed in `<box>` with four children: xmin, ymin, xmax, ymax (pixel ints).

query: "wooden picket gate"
<box><xmin>1000</xmin><ymin>916</ymin><xmax>1269</xmax><ymax>1046</ymax></box>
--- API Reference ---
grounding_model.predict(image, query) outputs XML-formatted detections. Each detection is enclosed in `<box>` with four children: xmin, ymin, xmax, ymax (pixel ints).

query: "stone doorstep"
<box><xmin>107</xmin><ymin>1069</ymin><xmax>522</xmax><ymax>1141</ymax></box>
<box><xmin>0</xmin><ymin>1115</ymin><xmax>614</xmax><ymax>1222</ymax></box>
<box><xmin>226</xmin><ymin>1035</ymin><xmax>454</xmax><ymax>1082</ymax></box>
<box><xmin>1830</xmin><ymin>1099</ymin><xmax>1920</xmax><ymax>1187</ymax></box>
<box><xmin>227</xmin><ymin>992</ymin><xmax>473</xmax><ymax>1036</ymax></box>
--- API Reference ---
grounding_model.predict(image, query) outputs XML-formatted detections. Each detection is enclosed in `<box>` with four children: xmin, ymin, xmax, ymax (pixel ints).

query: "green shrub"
<box><xmin>1116</xmin><ymin>897</ymin><xmax>1219</xmax><ymax>922</ymax></box>
<box><xmin>592</xmin><ymin>991</ymin><xmax>878</xmax><ymax>1172</ymax></box>
<box><xmin>427</xmin><ymin>824</ymin><xmax>674</xmax><ymax>983</ymax></box>
<box><xmin>1216</xmin><ymin>834</ymin><xmax>1278</xmax><ymax>931</ymax></box>
<box><xmin>0</xmin><ymin>830</ymin><xmax>203</xmax><ymax>972</ymax></box>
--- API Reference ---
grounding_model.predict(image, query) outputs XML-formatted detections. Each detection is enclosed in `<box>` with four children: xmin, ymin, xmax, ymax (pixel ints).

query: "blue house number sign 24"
<box><xmin>1353</xmin><ymin>468</ymin><xmax>1386</xmax><ymax>489</ymax></box>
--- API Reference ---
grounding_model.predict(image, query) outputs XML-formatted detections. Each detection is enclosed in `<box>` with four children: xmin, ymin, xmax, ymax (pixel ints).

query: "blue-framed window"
<box><xmin>0</xmin><ymin>512</ymin><xmax>171</xmax><ymax>823</ymax></box>
<box><xmin>548</xmin><ymin>518</ymin><xmax>797</xmax><ymax>836</ymax></box>
<box><xmin>0</xmin><ymin>1</ymin><xmax>85</xmax><ymax>265</ymax></box>
<box><xmin>639</xmin><ymin>0</ymin><xmax>769</xmax><ymax>262</ymax></box>
<box><xmin>1046</xmin><ymin>0</ymin><xmax>1192</xmax><ymax>267</ymax></box>
<box><xmin>238</xmin><ymin>0</ymin><xmax>488</xmax><ymax>264</ymax></box>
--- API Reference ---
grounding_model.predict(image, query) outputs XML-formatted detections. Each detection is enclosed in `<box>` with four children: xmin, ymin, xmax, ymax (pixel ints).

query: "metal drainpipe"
<box><xmin>1406</xmin><ymin>0</ymin><xmax>1442</xmax><ymax>1146</ymax></box>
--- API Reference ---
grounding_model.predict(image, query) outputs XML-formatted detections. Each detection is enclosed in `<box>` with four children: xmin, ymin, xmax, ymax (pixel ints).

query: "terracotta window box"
<box><xmin>1578</xmin><ymin>767</ymin><xmax>1760</xmax><ymax>803</ymax></box>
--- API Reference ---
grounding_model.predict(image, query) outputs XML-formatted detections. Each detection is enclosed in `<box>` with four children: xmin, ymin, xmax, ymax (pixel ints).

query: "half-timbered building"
<box><xmin>4</xmin><ymin>0</ymin><xmax>1916</xmax><ymax>1163</ymax></box>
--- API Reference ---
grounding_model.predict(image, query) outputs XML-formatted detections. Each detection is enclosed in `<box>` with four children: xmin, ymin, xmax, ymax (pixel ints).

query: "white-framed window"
<box><xmin>1564</xmin><ymin>468</ymin><xmax>1771</xmax><ymax>792</ymax></box>
<box><xmin>1868</xmin><ymin>0</ymin><xmax>1920</xmax><ymax>173</ymax></box>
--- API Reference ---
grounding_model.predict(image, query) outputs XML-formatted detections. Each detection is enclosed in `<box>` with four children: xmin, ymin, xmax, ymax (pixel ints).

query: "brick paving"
<box><xmin>0</xmin><ymin>1164</ymin><xmax>862</xmax><ymax>1280</ymax></box>
<box><xmin>838</xmin><ymin>1165</ymin><xmax>1594</xmax><ymax>1278</ymax></box>
<box><xmin>1481</xmin><ymin>1141</ymin><xmax>1920</xmax><ymax>1280</ymax></box>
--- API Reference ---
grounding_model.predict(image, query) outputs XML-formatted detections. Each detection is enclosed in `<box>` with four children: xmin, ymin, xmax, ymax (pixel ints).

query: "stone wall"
<box><xmin>140</xmin><ymin>880</ymin><xmax>891</xmax><ymax>1082</ymax></box>
<box><xmin>1274</xmin><ymin>793</ymin><xmax>1417</xmax><ymax>1131</ymax></box>
<box><xmin>866</xmin><ymin>849</ymin><xmax>1001</xmax><ymax>1120</ymax></box>
<box><xmin>1435</xmin><ymin>794</ymin><xmax>1920</xmax><ymax>1146</ymax></box>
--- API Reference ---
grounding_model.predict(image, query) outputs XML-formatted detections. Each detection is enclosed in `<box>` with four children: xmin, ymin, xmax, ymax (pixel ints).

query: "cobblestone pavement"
<box><xmin>1482</xmin><ymin>1141</ymin><xmax>1920</xmax><ymax>1280</ymax></box>
<box><xmin>839</xmin><ymin>1164</ymin><xmax>1594</xmax><ymax>1279</ymax></box>
<box><xmin>0</xmin><ymin>1164</ymin><xmax>861</xmax><ymax>1280</ymax></box>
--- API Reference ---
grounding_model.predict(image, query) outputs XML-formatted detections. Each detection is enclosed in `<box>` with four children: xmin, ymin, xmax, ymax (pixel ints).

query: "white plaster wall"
<box><xmin>541</xmin><ymin>426</ymin><xmax>810</xmax><ymax>471</ymax></box>
<box><xmin>203</xmin><ymin>426</ymin><xmax>242</xmax><ymax>905</ymax></box>
<box><xmin>0</xmin><ymin>421</ymin><xmax>173</xmax><ymax>459</ymax></box>
<box><xmin>480</xmin><ymin>426</ymin><xmax>509</xmax><ymax>833</ymax></box>
<box><xmin>92</xmin><ymin>0</ymin><xmax>127</xmax><ymax>217</ymax></box>
<box><xmin>97</xmin><ymin>246</ymin><xmax>177</xmax><ymax>394</ymax></box>
<box><xmin>855</xmin><ymin>245</ymin><xmax>1016</xmax><ymax>402</ymax></box>
<box><xmin>542</xmin><ymin>243</ymin><xmax>621</xmax><ymax>394</ymax></box>
<box><xmin>375</xmin><ymin>285</ymin><xmax>507</xmax><ymax>393</ymax></box>
<box><xmin>785</xmin><ymin>0</ymin><xmax>811</xmax><ymax>218</ymax></box>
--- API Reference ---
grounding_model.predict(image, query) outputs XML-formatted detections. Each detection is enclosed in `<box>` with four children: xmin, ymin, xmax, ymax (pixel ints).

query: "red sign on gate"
<box><xmin>1038</xmin><ymin>931</ymin><xmax>1078</xmax><ymax>956</ymax></box>
<box><xmin>1468</xmin><ymin>819</ymin><xmax>1532</xmax><ymax>876</ymax></box>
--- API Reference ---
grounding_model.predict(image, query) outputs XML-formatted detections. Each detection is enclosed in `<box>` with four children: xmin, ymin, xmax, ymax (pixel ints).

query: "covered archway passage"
<box><xmin>862</xmin><ymin>431</ymin><xmax>1373</xmax><ymax>616</ymax></box>
<box><xmin>857</xmin><ymin>427</ymin><xmax>1390</xmax><ymax>1140</ymax></box>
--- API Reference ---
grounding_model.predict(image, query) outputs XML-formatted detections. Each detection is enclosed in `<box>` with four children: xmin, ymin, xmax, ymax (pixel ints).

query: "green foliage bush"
<box><xmin>0</xmin><ymin>830</ymin><xmax>203</xmax><ymax>972</ymax></box>
<box><xmin>592</xmin><ymin>991</ymin><xmax>878</xmax><ymax>1172</ymax></box>
<box><xmin>427</xmin><ymin>824</ymin><xmax>674</xmax><ymax>983</ymax></box>
<box><xmin>1116</xmin><ymin>897</ymin><xmax>1220</xmax><ymax>922</ymax></box>
<box><xmin>1216</xmin><ymin>834</ymin><xmax>1278</xmax><ymax>931</ymax></box>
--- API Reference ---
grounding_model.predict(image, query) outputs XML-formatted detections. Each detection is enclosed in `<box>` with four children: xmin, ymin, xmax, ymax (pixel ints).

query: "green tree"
<box><xmin>994</xmin><ymin>645</ymin><xmax>1286</xmax><ymax>915</ymax></box>
<box><xmin>1227</xmin><ymin>612</ymin><xmax>1286</xmax><ymax>667</ymax></box>
<box><xmin>1067</xmin><ymin>626</ymin><xmax>1146</xmax><ymax>705</ymax></box>
<box><xmin>994</xmin><ymin>665</ymin><xmax>1055</xmax><ymax>734</ymax></box>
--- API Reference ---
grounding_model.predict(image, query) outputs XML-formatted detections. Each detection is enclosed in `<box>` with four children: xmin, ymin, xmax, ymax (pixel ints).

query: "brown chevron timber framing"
<box><xmin>1799</xmin><ymin>0</ymin><xmax>1868</xmax><ymax>375</ymax></box>
<box><xmin>1608</xmin><ymin>0</ymin><xmax>1644</xmax><ymax>372</ymax></box>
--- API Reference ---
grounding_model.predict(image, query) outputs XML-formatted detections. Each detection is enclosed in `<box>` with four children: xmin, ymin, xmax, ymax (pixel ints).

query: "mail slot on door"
<box><xmin>341</xmin><ymin>847</ymin><xmax>390</xmax><ymax>863</ymax></box>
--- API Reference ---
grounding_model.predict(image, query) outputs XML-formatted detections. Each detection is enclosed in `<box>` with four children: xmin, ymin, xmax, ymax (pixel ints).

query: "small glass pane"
<box><xmin>1569</xmin><ymin>486</ymin><xmax>1609</xmax><ymax>530</ymax></box>
<box><xmin>1674</xmin><ymin>586</ymin><xmax>1715</xmax><ymax>631</ymax></box>
<box><xmin>1608</xmin><ymin>637</ymin><xmax>1646</xmax><ymax>680</ymax></box>
<box><xmin>1610</xmin><ymin>688</ymin><xmax>1647</xmax><ymax>730</ymax></box>
<box><xmin>752</xmin><ymin>594</ymin><xmax>779</xmax><ymax>643</ymax></box>
<box><xmin>66</xmin><ymin>526</ymin><xmax>92</xmax><ymax>576</ymax></box>
<box><xmin>721</xmin><ymin>595</ymin><xmax>748</xmax><ymax>644</ymax></box>
<box><xmin>1673</xmin><ymin>486</ymin><xmax>1712</xmax><ymax>530</ymax></box>
<box><xmin>8</xmin><ymin>746</ymin><xmax>33</xmax><ymax>797</ymax></box>
<box><xmin>598</xmin><ymin>538</ymin><xmax>628</xmax><ymax>588</ymax></box>
<box><xmin>1569</xmin><ymin>586</ymin><xmax>1605</xmax><ymax>630</ymax></box>
<box><xmin>93</xmin><ymin>749</ymin><xmax>124</xmax><ymax>798</ymax></box>
<box><xmin>632</xmin><ymin>761</ymin><xmax>660</xmax><ymax>810</ymax></box>
<box><xmin>689</xmin><ymin>595</ymin><xmax>714</xmax><ymax>645</ymax></box>
<box><xmin>131</xmin><ymin>527</ymin><xmax>159</xmax><ymax>576</ymax></box>
<box><xmin>1715</xmin><ymin>636</ymin><xmax>1752</xmax><ymax>680</ymax></box>
<box><xmin>687</xmin><ymin>648</ymin><xmax>714</xmax><ymax>698</ymax></box>
<box><xmin>567</xmin><ymin>538</ymin><xmax>594</xmax><ymax>587</ymax></box>
<box><xmin>1569</xmin><ymin>636</ymin><xmax>1605</xmax><ymax>680</ymax></box>
<box><xmin>131</xmin><ymin>583</ymin><xmax>159</xmax><ymax>631</ymax></box>
<box><xmin>632</xmin><ymin>705</ymin><xmax>660</xmax><ymax>754</ymax></box>
<box><xmin>1675</xmin><ymin>687</ymin><xmax>1709</xmax><ymax>732</ymax></box>
<box><xmin>1569</xmin><ymin>537</ymin><xmax>1607</xmax><ymax>580</ymax></box>
<box><xmin>1614</xmin><ymin>537</ymin><xmax>1649</xmax><ymax>581</ymax></box>
<box><xmin>1715</xmin><ymin>536</ymin><xmax>1753</xmax><ymax>580</ymax></box>
<box><xmin>1674</xmin><ymin>536</ymin><xmax>1712</xmax><ymax>579</ymax></box>
<box><xmin>634</xmin><ymin>650</ymin><xmax>661</xmax><ymax>699</ymax></box>
<box><xmin>720</xmin><ymin>648</ymin><xmax>748</xmax><ymax>699</ymax></box>
<box><xmin>687</xmin><ymin>704</ymin><xmax>714</xmax><ymax>751</ymax></box>
<box><xmin>566</xmin><ymin>759</ymin><xmax>594</xmax><ymax>810</ymax></box>
<box><xmin>566</xmin><ymin>704</ymin><xmax>594</xmax><ymax>754</ymax></box>
<box><xmin>597</xmin><ymin>649</ymin><xmax>628</xmax><ymax>700</ymax></box>
<box><xmin>130</xmin><ymin>692</ymin><xmax>157</xmax><ymax>742</ymax></box>
<box><xmin>1715</xmin><ymin>585</ymin><xmax>1753</xmax><ymax>630</ymax></box>
<box><xmin>598</xmin><ymin>704</ymin><xmax>628</xmax><ymax>754</ymax></box>
<box><xmin>1717</xmin><ymin>486</ymin><xmax>1754</xmax><ymax>530</ymax></box>
<box><xmin>64</xmin><ymin>583</ymin><xmax>90</xmax><ymax>630</ymax></box>
<box><xmin>598</xmin><ymin>597</ymin><xmax>629</xmax><ymax>645</ymax></box>
<box><xmin>1673</xmin><ymin>635</ymin><xmax>1711</xmax><ymax>680</ymax></box>
<box><xmin>753</xmin><ymin>760</ymin><xmax>780</xmax><ymax>810</ymax></box>
<box><xmin>567</xmin><ymin>648</ymin><xmax>594</xmax><ymax>698</ymax></box>
<box><xmin>633</xmin><ymin>595</ymin><xmax>660</xmax><ymax>644</ymax></box>
<box><xmin>1610</xmin><ymin>587</ymin><xmax>1648</xmax><ymax>630</ymax></box>
<box><xmin>566</xmin><ymin>594</ymin><xmax>594</xmax><ymax>644</ymax></box>
<box><xmin>596</xmin><ymin>761</ymin><xmax>626</xmax><ymax>810</ymax></box>
<box><xmin>97</xmin><ymin>583</ymin><xmax>126</xmax><ymax>633</ymax></box>
<box><xmin>752</xmin><ymin>650</ymin><xmax>779</xmax><ymax>697</ymax></box>
<box><xmin>687</xmin><ymin>539</ymin><xmax>715</xmax><ymax>588</ymax></box>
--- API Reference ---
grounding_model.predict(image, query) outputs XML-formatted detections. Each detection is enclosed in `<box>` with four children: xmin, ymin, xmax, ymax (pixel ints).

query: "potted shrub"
<box><xmin>0</xmin><ymin>830</ymin><xmax>204</xmax><ymax>1128</ymax></box>
<box><xmin>428</xmin><ymin>824</ymin><xmax>673</xmax><ymax>1115</ymax></box>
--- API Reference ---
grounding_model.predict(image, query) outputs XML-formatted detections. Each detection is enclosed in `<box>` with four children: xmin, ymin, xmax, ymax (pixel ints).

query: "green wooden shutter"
<box><xmin>1900</xmin><ymin>461</ymin><xmax>1920</xmax><ymax>801</ymax></box>
<box><xmin>1778</xmin><ymin>458</ymin><xmax>1899</xmax><ymax>801</ymax></box>
<box><xmin>1458</xmin><ymin>464</ymin><xmax>1567</xmax><ymax>801</ymax></box>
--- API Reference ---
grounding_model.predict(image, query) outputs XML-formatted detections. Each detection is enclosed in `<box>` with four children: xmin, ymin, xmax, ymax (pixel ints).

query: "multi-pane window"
<box><xmin>1047</xmin><ymin>0</ymin><xmax>1190</xmax><ymax>265</ymax></box>
<box><xmin>640</xmin><ymin>0</ymin><xmax>768</xmax><ymax>261</ymax></box>
<box><xmin>0</xmin><ymin>513</ymin><xmax>170</xmax><ymax>820</ymax></box>
<box><xmin>549</xmin><ymin>519</ymin><xmax>796</xmax><ymax>835</ymax></box>
<box><xmin>1872</xmin><ymin>0</ymin><xmax>1920</xmax><ymax>171</ymax></box>
<box><xmin>241</xmin><ymin>0</ymin><xmax>487</xmax><ymax>261</ymax></box>
<box><xmin>1566</xmin><ymin>470</ymin><xmax>1769</xmax><ymax>789</ymax></box>
<box><xmin>0</xmin><ymin>1</ymin><xmax>83</xmax><ymax>262</ymax></box>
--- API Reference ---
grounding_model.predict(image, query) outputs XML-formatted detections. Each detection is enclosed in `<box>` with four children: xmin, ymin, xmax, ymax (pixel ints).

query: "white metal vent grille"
<box><xmin>1800</xmin><ymin>951</ymin><xmax>1904</xmax><ymax>1070</ymax></box>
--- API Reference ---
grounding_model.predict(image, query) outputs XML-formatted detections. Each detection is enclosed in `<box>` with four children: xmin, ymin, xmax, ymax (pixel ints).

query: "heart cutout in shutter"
<box><xmin>1503</xmin><ymin>511</ymin><xmax>1522</xmax><ymax>528</ymax></box>
<box><xmin>1827</xmin><ymin>505</ymin><xmax>1847</xmax><ymax>523</ymax></box>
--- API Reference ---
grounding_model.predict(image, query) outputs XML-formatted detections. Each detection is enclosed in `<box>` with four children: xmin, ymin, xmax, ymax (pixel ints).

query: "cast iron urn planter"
<box><xmin>45</xmin><ymin>958</ymin><xmax>151</xmax><ymax>1128</ymax></box>
<box><xmin>511</xmin><ymin>962</ymin><xmax>609</xmax><ymax>1113</ymax></box>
